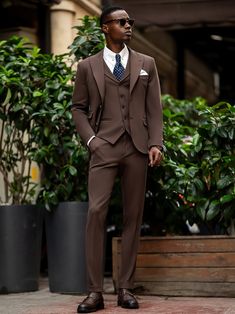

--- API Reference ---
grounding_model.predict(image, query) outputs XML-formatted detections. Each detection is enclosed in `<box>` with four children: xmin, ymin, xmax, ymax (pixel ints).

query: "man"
<box><xmin>71</xmin><ymin>5</ymin><xmax>163</xmax><ymax>313</ymax></box>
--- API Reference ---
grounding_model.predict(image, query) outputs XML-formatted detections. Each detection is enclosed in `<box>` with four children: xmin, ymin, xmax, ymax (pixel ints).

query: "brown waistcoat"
<box><xmin>96</xmin><ymin>61</ymin><xmax>131</xmax><ymax>144</ymax></box>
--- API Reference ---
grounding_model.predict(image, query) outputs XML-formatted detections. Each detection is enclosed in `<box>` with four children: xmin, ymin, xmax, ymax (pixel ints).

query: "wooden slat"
<box><xmin>133</xmin><ymin>281</ymin><xmax>235</xmax><ymax>297</ymax></box>
<box><xmin>136</xmin><ymin>252</ymin><xmax>235</xmax><ymax>267</ymax></box>
<box><xmin>112</xmin><ymin>236</ymin><xmax>235</xmax><ymax>296</ymax></box>
<box><xmin>113</xmin><ymin>236</ymin><xmax>235</xmax><ymax>253</ymax></box>
<box><xmin>135</xmin><ymin>267</ymin><xmax>235</xmax><ymax>282</ymax></box>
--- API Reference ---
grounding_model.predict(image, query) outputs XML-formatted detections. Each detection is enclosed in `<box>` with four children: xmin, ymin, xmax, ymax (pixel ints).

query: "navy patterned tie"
<box><xmin>113</xmin><ymin>54</ymin><xmax>125</xmax><ymax>81</ymax></box>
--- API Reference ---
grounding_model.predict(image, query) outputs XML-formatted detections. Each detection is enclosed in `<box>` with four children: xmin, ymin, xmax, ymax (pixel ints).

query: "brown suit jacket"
<box><xmin>72</xmin><ymin>48</ymin><xmax>163</xmax><ymax>154</ymax></box>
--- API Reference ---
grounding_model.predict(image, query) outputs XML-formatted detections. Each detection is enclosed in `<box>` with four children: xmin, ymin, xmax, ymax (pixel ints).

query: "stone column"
<box><xmin>50</xmin><ymin>0</ymin><xmax>102</xmax><ymax>55</ymax></box>
<box><xmin>50</xmin><ymin>0</ymin><xmax>76</xmax><ymax>55</ymax></box>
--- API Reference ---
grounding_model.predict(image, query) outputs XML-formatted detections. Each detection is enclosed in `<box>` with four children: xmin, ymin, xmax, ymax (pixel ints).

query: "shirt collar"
<box><xmin>104</xmin><ymin>44</ymin><xmax>129</xmax><ymax>62</ymax></box>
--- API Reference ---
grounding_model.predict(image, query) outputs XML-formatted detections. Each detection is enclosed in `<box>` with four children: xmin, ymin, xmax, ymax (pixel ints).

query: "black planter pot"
<box><xmin>0</xmin><ymin>204</ymin><xmax>43</xmax><ymax>294</ymax></box>
<box><xmin>46</xmin><ymin>201</ymin><xmax>88</xmax><ymax>294</ymax></box>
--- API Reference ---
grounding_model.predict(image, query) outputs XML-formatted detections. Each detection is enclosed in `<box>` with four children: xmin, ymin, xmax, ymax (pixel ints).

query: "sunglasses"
<box><xmin>104</xmin><ymin>18</ymin><xmax>135</xmax><ymax>27</ymax></box>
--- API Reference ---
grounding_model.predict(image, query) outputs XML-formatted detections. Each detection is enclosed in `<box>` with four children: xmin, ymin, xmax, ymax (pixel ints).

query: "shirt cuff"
<box><xmin>87</xmin><ymin>135</ymin><xmax>96</xmax><ymax>147</ymax></box>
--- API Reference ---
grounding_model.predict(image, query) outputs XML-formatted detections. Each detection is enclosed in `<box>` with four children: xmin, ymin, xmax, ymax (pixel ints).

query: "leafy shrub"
<box><xmin>0</xmin><ymin>36</ymin><xmax>88</xmax><ymax>207</ymax></box>
<box><xmin>0</xmin><ymin>37</ymin><xmax>41</xmax><ymax>204</ymax></box>
<box><xmin>146</xmin><ymin>96</ymin><xmax>235</xmax><ymax>235</ymax></box>
<box><xmin>69</xmin><ymin>16</ymin><xmax>105</xmax><ymax>62</ymax></box>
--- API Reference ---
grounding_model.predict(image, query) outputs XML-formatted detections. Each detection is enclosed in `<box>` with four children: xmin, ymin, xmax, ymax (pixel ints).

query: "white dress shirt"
<box><xmin>87</xmin><ymin>45</ymin><xmax>129</xmax><ymax>147</ymax></box>
<box><xmin>103</xmin><ymin>44</ymin><xmax>129</xmax><ymax>72</ymax></box>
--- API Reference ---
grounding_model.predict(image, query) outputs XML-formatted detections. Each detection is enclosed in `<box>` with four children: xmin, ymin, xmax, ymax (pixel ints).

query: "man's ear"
<box><xmin>101</xmin><ymin>24</ymin><xmax>108</xmax><ymax>34</ymax></box>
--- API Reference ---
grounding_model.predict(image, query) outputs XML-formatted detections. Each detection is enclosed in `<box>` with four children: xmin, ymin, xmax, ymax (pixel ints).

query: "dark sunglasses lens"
<box><xmin>119</xmin><ymin>19</ymin><xmax>134</xmax><ymax>26</ymax></box>
<box><xmin>119</xmin><ymin>19</ymin><xmax>127</xmax><ymax>26</ymax></box>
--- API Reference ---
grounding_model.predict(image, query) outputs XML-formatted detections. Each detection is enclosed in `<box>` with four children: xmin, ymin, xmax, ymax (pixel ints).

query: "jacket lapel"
<box><xmin>129</xmin><ymin>48</ymin><xmax>143</xmax><ymax>94</ymax></box>
<box><xmin>89</xmin><ymin>50</ymin><xmax>105</xmax><ymax>103</ymax></box>
<box><xmin>89</xmin><ymin>48</ymin><xmax>143</xmax><ymax>98</ymax></box>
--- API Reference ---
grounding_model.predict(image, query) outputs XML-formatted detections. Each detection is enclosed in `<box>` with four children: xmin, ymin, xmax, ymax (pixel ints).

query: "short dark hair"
<box><xmin>100</xmin><ymin>6</ymin><xmax>124</xmax><ymax>26</ymax></box>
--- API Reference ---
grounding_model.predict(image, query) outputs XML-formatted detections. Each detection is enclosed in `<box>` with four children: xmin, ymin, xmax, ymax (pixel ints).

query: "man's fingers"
<box><xmin>149</xmin><ymin>148</ymin><xmax>163</xmax><ymax>167</ymax></box>
<box><xmin>149</xmin><ymin>150</ymin><xmax>158</xmax><ymax>167</ymax></box>
<box><xmin>149</xmin><ymin>151</ymin><xmax>154</xmax><ymax>167</ymax></box>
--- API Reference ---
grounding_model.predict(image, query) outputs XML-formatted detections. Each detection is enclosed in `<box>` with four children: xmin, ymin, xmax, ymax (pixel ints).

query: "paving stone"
<box><xmin>0</xmin><ymin>278</ymin><xmax>235</xmax><ymax>314</ymax></box>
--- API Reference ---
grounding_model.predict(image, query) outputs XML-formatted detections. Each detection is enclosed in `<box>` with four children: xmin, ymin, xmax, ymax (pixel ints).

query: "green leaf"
<box><xmin>44</xmin><ymin>127</ymin><xmax>50</xmax><ymax>137</ymax></box>
<box><xmin>206</xmin><ymin>200</ymin><xmax>220</xmax><ymax>221</ymax></box>
<box><xmin>68</xmin><ymin>165</ymin><xmax>77</xmax><ymax>176</ymax></box>
<box><xmin>33</xmin><ymin>90</ymin><xmax>43</xmax><ymax>97</ymax></box>
<box><xmin>192</xmin><ymin>133</ymin><xmax>200</xmax><ymax>146</ymax></box>
<box><xmin>187</xmin><ymin>166</ymin><xmax>198</xmax><ymax>178</ymax></box>
<box><xmin>212</xmin><ymin>101</ymin><xmax>231</xmax><ymax>110</ymax></box>
<box><xmin>196</xmin><ymin>199</ymin><xmax>210</xmax><ymax>220</ymax></box>
<box><xmin>228</xmin><ymin>127</ymin><xmax>234</xmax><ymax>140</ymax></box>
<box><xmin>2</xmin><ymin>88</ymin><xmax>11</xmax><ymax>106</ymax></box>
<box><xmin>217</xmin><ymin>176</ymin><xmax>234</xmax><ymax>189</ymax></box>
<box><xmin>216</xmin><ymin>128</ymin><xmax>228</xmax><ymax>138</ymax></box>
<box><xmin>163</xmin><ymin>108</ymin><xmax>173</xmax><ymax>118</ymax></box>
<box><xmin>193</xmin><ymin>178</ymin><xmax>204</xmax><ymax>191</ymax></box>
<box><xmin>196</xmin><ymin>206</ymin><xmax>206</xmax><ymax>221</ymax></box>
<box><xmin>220</xmin><ymin>194</ymin><xmax>234</xmax><ymax>204</ymax></box>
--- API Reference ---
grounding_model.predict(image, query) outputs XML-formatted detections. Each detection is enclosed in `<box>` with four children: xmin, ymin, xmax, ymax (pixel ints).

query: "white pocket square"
<box><xmin>140</xmin><ymin>69</ymin><xmax>148</xmax><ymax>76</ymax></box>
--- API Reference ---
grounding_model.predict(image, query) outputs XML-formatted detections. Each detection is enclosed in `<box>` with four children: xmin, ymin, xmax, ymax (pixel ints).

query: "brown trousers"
<box><xmin>86</xmin><ymin>133</ymin><xmax>148</xmax><ymax>292</ymax></box>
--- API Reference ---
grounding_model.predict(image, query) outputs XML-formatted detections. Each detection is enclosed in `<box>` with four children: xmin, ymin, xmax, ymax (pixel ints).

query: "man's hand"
<box><xmin>148</xmin><ymin>146</ymin><xmax>163</xmax><ymax>167</ymax></box>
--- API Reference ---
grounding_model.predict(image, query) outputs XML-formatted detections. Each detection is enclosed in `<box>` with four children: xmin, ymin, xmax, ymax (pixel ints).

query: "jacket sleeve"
<box><xmin>71</xmin><ymin>61</ymin><xmax>95</xmax><ymax>144</ymax></box>
<box><xmin>146</xmin><ymin>57</ymin><xmax>163</xmax><ymax>148</ymax></box>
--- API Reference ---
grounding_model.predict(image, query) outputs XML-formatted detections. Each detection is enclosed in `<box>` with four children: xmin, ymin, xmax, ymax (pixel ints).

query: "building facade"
<box><xmin>0</xmin><ymin>0</ymin><xmax>218</xmax><ymax>101</ymax></box>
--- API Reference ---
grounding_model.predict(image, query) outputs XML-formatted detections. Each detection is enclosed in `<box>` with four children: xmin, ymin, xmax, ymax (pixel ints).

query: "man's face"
<box><xmin>102</xmin><ymin>10</ymin><xmax>133</xmax><ymax>44</ymax></box>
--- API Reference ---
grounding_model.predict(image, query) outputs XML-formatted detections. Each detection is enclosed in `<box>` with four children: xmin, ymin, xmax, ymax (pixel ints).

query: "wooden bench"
<box><xmin>112</xmin><ymin>236</ymin><xmax>235</xmax><ymax>297</ymax></box>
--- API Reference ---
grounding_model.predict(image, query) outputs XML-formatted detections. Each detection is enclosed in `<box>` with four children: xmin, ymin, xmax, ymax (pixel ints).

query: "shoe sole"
<box><xmin>77</xmin><ymin>303</ymin><xmax>104</xmax><ymax>313</ymax></box>
<box><xmin>117</xmin><ymin>302</ymin><xmax>139</xmax><ymax>309</ymax></box>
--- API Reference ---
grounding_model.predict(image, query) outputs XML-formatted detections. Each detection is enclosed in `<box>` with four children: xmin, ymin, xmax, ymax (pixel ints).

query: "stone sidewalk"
<box><xmin>0</xmin><ymin>278</ymin><xmax>235</xmax><ymax>314</ymax></box>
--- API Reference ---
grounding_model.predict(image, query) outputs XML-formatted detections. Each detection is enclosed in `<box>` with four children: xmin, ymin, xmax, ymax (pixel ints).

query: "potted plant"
<box><xmin>32</xmin><ymin>66</ymin><xmax>89</xmax><ymax>293</ymax></box>
<box><xmin>23</xmin><ymin>15</ymin><xmax>105</xmax><ymax>294</ymax></box>
<box><xmin>0</xmin><ymin>36</ymin><xmax>43</xmax><ymax>293</ymax></box>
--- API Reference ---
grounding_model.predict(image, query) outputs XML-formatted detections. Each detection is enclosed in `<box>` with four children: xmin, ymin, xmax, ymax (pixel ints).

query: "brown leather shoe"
<box><xmin>77</xmin><ymin>292</ymin><xmax>104</xmax><ymax>313</ymax></box>
<box><xmin>117</xmin><ymin>288</ymin><xmax>139</xmax><ymax>309</ymax></box>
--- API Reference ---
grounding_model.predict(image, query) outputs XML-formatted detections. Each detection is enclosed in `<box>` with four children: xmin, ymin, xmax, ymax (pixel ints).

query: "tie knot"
<box><xmin>115</xmin><ymin>54</ymin><xmax>121</xmax><ymax>63</ymax></box>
